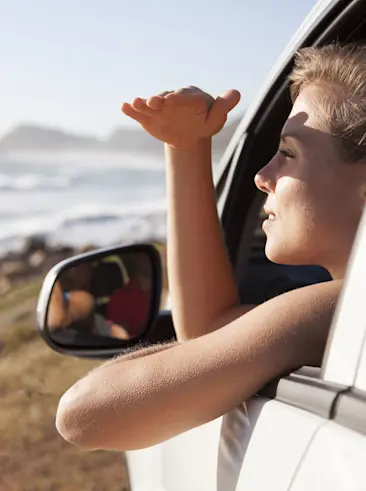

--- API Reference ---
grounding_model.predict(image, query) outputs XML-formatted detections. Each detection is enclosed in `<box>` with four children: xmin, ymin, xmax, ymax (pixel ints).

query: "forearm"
<box><xmin>56</xmin><ymin>341</ymin><xmax>178</xmax><ymax>448</ymax></box>
<box><xmin>90</xmin><ymin>341</ymin><xmax>177</xmax><ymax>372</ymax></box>
<box><xmin>48</xmin><ymin>283</ymin><xmax>69</xmax><ymax>330</ymax></box>
<box><xmin>165</xmin><ymin>141</ymin><xmax>239</xmax><ymax>341</ymax></box>
<box><xmin>56</xmin><ymin>330</ymin><xmax>253</xmax><ymax>452</ymax></box>
<box><xmin>56</xmin><ymin>281</ymin><xmax>339</xmax><ymax>452</ymax></box>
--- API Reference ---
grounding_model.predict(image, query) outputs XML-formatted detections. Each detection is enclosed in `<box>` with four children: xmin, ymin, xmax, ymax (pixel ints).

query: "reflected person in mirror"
<box><xmin>56</xmin><ymin>43</ymin><xmax>366</xmax><ymax>451</ymax></box>
<box><xmin>106</xmin><ymin>252</ymin><xmax>152</xmax><ymax>337</ymax></box>
<box><xmin>48</xmin><ymin>261</ymin><xmax>130</xmax><ymax>341</ymax></box>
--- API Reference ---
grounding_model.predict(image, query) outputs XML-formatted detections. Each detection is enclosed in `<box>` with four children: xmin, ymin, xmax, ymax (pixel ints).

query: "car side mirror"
<box><xmin>36</xmin><ymin>243</ymin><xmax>162</xmax><ymax>357</ymax></box>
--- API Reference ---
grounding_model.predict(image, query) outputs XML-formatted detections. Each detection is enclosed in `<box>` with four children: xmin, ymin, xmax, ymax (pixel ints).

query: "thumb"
<box><xmin>207</xmin><ymin>89</ymin><xmax>241</xmax><ymax>127</ymax></box>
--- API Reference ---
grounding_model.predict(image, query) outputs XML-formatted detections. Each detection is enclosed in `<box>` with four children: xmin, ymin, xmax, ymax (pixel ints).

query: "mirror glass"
<box><xmin>46</xmin><ymin>250</ymin><xmax>153</xmax><ymax>345</ymax></box>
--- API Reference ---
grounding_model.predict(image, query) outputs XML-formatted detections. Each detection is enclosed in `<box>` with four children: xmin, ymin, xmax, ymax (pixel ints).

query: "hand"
<box><xmin>110</xmin><ymin>323</ymin><xmax>131</xmax><ymax>340</ymax></box>
<box><xmin>121</xmin><ymin>86</ymin><xmax>241</xmax><ymax>150</ymax></box>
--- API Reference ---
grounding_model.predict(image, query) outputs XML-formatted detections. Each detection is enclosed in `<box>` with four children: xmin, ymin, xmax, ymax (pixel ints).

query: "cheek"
<box><xmin>276</xmin><ymin>178</ymin><xmax>324</xmax><ymax>236</ymax></box>
<box><xmin>276</xmin><ymin>178</ymin><xmax>310</xmax><ymax>215</ymax></box>
<box><xmin>265</xmin><ymin>179</ymin><xmax>325</xmax><ymax>264</ymax></box>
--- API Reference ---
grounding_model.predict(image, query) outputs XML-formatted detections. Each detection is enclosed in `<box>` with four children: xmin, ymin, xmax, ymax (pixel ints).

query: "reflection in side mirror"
<box><xmin>39</xmin><ymin>245</ymin><xmax>162</xmax><ymax>351</ymax></box>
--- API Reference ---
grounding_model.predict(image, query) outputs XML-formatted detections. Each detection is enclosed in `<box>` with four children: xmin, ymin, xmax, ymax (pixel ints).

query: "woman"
<box><xmin>56</xmin><ymin>43</ymin><xmax>366</xmax><ymax>451</ymax></box>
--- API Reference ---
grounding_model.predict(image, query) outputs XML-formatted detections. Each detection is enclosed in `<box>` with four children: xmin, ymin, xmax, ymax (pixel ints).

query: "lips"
<box><xmin>263</xmin><ymin>207</ymin><xmax>277</xmax><ymax>221</ymax></box>
<box><xmin>262</xmin><ymin>207</ymin><xmax>277</xmax><ymax>229</ymax></box>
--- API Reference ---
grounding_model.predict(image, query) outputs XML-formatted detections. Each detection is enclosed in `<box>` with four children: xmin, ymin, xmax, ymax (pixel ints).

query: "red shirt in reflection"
<box><xmin>106</xmin><ymin>278</ymin><xmax>150</xmax><ymax>337</ymax></box>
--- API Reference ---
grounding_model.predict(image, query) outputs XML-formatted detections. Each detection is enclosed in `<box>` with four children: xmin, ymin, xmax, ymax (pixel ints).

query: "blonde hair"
<box><xmin>289</xmin><ymin>43</ymin><xmax>366</xmax><ymax>163</ymax></box>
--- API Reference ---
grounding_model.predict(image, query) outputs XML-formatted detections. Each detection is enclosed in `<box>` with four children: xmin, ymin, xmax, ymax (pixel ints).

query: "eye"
<box><xmin>278</xmin><ymin>148</ymin><xmax>295</xmax><ymax>159</ymax></box>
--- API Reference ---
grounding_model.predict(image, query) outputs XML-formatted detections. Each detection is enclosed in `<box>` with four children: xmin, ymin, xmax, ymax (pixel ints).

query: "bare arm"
<box><xmin>48</xmin><ymin>282</ymin><xmax>68</xmax><ymax>330</ymax></box>
<box><xmin>90</xmin><ymin>341</ymin><xmax>177</xmax><ymax>372</ymax></box>
<box><xmin>121</xmin><ymin>87</ymin><xmax>253</xmax><ymax>341</ymax></box>
<box><xmin>166</xmin><ymin>142</ymin><xmax>253</xmax><ymax>340</ymax></box>
<box><xmin>56</xmin><ymin>280</ymin><xmax>341</xmax><ymax>451</ymax></box>
<box><xmin>48</xmin><ymin>281</ymin><xmax>95</xmax><ymax>331</ymax></box>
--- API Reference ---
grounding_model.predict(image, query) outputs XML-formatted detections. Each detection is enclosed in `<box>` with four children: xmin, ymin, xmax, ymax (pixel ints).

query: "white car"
<box><xmin>37</xmin><ymin>0</ymin><xmax>366</xmax><ymax>489</ymax></box>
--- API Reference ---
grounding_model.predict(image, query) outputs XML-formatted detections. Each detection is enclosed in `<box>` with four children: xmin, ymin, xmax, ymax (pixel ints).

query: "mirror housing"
<box><xmin>36</xmin><ymin>243</ymin><xmax>163</xmax><ymax>358</ymax></box>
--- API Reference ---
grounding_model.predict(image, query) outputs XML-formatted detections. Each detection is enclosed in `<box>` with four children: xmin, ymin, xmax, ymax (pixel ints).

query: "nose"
<box><xmin>254</xmin><ymin>160</ymin><xmax>276</xmax><ymax>194</ymax></box>
<box><xmin>254</xmin><ymin>170</ymin><xmax>271</xmax><ymax>194</ymax></box>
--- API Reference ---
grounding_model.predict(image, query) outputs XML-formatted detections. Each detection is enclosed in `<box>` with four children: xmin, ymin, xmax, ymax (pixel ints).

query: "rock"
<box><xmin>77</xmin><ymin>243</ymin><xmax>97</xmax><ymax>254</ymax></box>
<box><xmin>28</xmin><ymin>250</ymin><xmax>46</xmax><ymax>269</ymax></box>
<box><xmin>1</xmin><ymin>261</ymin><xmax>28</xmax><ymax>280</ymax></box>
<box><xmin>21</xmin><ymin>235</ymin><xmax>48</xmax><ymax>255</ymax></box>
<box><xmin>53</xmin><ymin>245</ymin><xmax>75</xmax><ymax>255</ymax></box>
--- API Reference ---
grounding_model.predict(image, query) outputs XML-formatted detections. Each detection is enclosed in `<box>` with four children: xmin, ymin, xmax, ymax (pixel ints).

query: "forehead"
<box><xmin>281</xmin><ymin>87</ymin><xmax>334</xmax><ymax>148</ymax></box>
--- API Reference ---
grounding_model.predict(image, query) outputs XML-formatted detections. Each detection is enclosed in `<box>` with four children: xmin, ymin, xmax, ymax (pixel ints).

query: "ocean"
<box><xmin>0</xmin><ymin>151</ymin><xmax>169</xmax><ymax>256</ymax></box>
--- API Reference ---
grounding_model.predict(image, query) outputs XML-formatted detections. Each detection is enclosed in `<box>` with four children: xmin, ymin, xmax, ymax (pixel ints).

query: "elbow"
<box><xmin>55</xmin><ymin>378</ymin><xmax>142</xmax><ymax>452</ymax></box>
<box><xmin>56</xmin><ymin>383</ymin><xmax>104</xmax><ymax>450</ymax></box>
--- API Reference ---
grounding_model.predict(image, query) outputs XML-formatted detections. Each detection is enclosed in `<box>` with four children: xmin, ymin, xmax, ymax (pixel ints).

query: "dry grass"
<box><xmin>0</xmin><ymin>242</ymin><xmax>168</xmax><ymax>490</ymax></box>
<box><xmin>0</xmin><ymin>279</ymin><xmax>129</xmax><ymax>491</ymax></box>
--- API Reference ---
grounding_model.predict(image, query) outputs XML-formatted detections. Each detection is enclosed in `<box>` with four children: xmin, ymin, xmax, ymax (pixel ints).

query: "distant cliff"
<box><xmin>0</xmin><ymin>125</ymin><xmax>103</xmax><ymax>152</ymax></box>
<box><xmin>0</xmin><ymin>118</ymin><xmax>241</xmax><ymax>155</ymax></box>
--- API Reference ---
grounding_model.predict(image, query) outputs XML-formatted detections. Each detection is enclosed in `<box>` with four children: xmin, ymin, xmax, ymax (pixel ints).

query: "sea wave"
<box><xmin>0</xmin><ymin>200</ymin><xmax>167</xmax><ymax>255</ymax></box>
<box><xmin>0</xmin><ymin>150</ymin><xmax>165</xmax><ymax>170</ymax></box>
<box><xmin>0</xmin><ymin>173</ymin><xmax>77</xmax><ymax>191</ymax></box>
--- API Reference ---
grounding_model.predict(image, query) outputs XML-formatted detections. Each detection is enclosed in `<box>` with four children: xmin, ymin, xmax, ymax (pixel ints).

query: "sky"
<box><xmin>1</xmin><ymin>0</ymin><xmax>317</xmax><ymax>139</ymax></box>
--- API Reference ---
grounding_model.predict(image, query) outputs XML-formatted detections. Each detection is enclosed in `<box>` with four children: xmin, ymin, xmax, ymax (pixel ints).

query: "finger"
<box><xmin>131</xmin><ymin>97</ymin><xmax>157</xmax><ymax>116</ymax></box>
<box><xmin>158</xmin><ymin>90</ymin><xmax>174</xmax><ymax>97</ymax></box>
<box><xmin>164</xmin><ymin>87</ymin><xmax>210</xmax><ymax>112</ymax></box>
<box><xmin>121</xmin><ymin>103</ymin><xmax>151</xmax><ymax>125</ymax></box>
<box><xmin>164</xmin><ymin>89</ymin><xmax>199</xmax><ymax>107</ymax></box>
<box><xmin>219</xmin><ymin>89</ymin><xmax>241</xmax><ymax>112</ymax></box>
<box><xmin>207</xmin><ymin>90</ymin><xmax>241</xmax><ymax>124</ymax></box>
<box><xmin>163</xmin><ymin>92</ymin><xmax>181</xmax><ymax>107</ymax></box>
<box><xmin>146</xmin><ymin>95</ymin><xmax>165</xmax><ymax>110</ymax></box>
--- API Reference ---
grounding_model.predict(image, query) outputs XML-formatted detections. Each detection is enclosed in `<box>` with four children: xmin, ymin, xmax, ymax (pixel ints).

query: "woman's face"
<box><xmin>254</xmin><ymin>85</ymin><xmax>366</xmax><ymax>278</ymax></box>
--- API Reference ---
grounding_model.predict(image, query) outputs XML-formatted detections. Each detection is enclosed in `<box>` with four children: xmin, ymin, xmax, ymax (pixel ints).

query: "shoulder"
<box><xmin>244</xmin><ymin>279</ymin><xmax>343</xmax><ymax>336</ymax></box>
<box><xmin>229</xmin><ymin>279</ymin><xmax>343</xmax><ymax>368</ymax></box>
<box><xmin>259</xmin><ymin>279</ymin><xmax>342</xmax><ymax>313</ymax></box>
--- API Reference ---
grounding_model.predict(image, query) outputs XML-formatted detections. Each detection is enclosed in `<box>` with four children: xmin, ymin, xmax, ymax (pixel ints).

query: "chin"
<box><xmin>264</xmin><ymin>241</ymin><xmax>308</xmax><ymax>266</ymax></box>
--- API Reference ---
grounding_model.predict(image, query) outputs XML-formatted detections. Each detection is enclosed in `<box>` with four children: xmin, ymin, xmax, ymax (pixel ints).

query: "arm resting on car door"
<box><xmin>56</xmin><ymin>279</ymin><xmax>341</xmax><ymax>452</ymax></box>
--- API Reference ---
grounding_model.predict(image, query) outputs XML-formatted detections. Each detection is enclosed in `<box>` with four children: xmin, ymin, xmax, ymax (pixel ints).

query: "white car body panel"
<box><xmin>127</xmin><ymin>416</ymin><xmax>222</xmax><ymax>491</ymax></box>
<box><xmin>355</xmin><ymin>342</ymin><xmax>366</xmax><ymax>392</ymax></box>
<box><xmin>289</xmin><ymin>421</ymin><xmax>366</xmax><ymax>491</ymax></box>
<box><xmin>234</xmin><ymin>399</ymin><xmax>325</xmax><ymax>491</ymax></box>
<box><xmin>322</xmin><ymin>206</ymin><xmax>366</xmax><ymax>386</ymax></box>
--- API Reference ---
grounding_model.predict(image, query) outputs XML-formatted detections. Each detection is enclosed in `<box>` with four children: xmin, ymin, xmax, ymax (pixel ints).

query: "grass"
<box><xmin>0</xmin><ymin>278</ymin><xmax>129</xmax><ymax>491</ymax></box>
<box><xmin>0</xmin><ymin>242</ymin><xmax>168</xmax><ymax>490</ymax></box>
<box><xmin>0</xmin><ymin>278</ymin><xmax>44</xmax><ymax>314</ymax></box>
